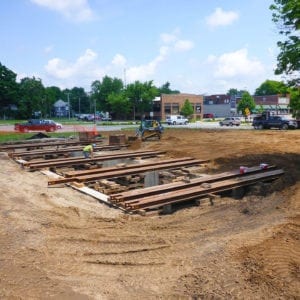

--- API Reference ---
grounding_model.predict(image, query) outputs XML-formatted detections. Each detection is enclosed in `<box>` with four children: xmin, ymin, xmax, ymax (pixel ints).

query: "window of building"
<box><xmin>153</xmin><ymin>102</ymin><xmax>161</xmax><ymax>112</ymax></box>
<box><xmin>164</xmin><ymin>103</ymin><xmax>171</xmax><ymax>115</ymax></box>
<box><xmin>172</xmin><ymin>103</ymin><xmax>179</xmax><ymax>114</ymax></box>
<box><xmin>278</xmin><ymin>97</ymin><xmax>288</xmax><ymax>104</ymax></box>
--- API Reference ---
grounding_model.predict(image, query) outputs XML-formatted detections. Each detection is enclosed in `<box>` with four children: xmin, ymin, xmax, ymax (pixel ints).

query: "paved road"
<box><xmin>0</xmin><ymin>122</ymin><xmax>254</xmax><ymax>133</ymax></box>
<box><xmin>167</xmin><ymin>122</ymin><xmax>253</xmax><ymax>130</ymax></box>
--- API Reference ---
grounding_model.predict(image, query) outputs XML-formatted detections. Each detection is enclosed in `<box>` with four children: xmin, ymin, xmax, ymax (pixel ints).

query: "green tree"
<box><xmin>227</xmin><ymin>88</ymin><xmax>247</xmax><ymax>97</ymax></box>
<box><xmin>69</xmin><ymin>87</ymin><xmax>89</xmax><ymax>115</ymax></box>
<box><xmin>270</xmin><ymin>0</ymin><xmax>300</xmax><ymax>86</ymax></box>
<box><xmin>18</xmin><ymin>77</ymin><xmax>45</xmax><ymax>119</ymax></box>
<box><xmin>180</xmin><ymin>99</ymin><xmax>194</xmax><ymax>117</ymax></box>
<box><xmin>158</xmin><ymin>82</ymin><xmax>180</xmax><ymax>95</ymax></box>
<box><xmin>107</xmin><ymin>92</ymin><xmax>131</xmax><ymax>119</ymax></box>
<box><xmin>227</xmin><ymin>88</ymin><xmax>239</xmax><ymax>96</ymax></box>
<box><xmin>44</xmin><ymin>86</ymin><xmax>63</xmax><ymax>117</ymax></box>
<box><xmin>237</xmin><ymin>91</ymin><xmax>256</xmax><ymax>116</ymax></box>
<box><xmin>91</xmin><ymin>76</ymin><xmax>123</xmax><ymax>113</ymax></box>
<box><xmin>288</xmin><ymin>87</ymin><xmax>300</xmax><ymax>118</ymax></box>
<box><xmin>254</xmin><ymin>80</ymin><xmax>288</xmax><ymax>95</ymax></box>
<box><xmin>125</xmin><ymin>80</ymin><xmax>157</xmax><ymax>120</ymax></box>
<box><xmin>0</xmin><ymin>63</ymin><xmax>19</xmax><ymax>118</ymax></box>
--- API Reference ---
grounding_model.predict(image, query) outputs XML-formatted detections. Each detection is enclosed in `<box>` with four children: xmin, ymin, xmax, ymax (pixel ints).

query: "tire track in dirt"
<box><xmin>237</xmin><ymin>216</ymin><xmax>300</xmax><ymax>298</ymax></box>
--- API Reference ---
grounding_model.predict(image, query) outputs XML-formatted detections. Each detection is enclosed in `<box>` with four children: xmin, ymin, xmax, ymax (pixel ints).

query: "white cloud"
<box><xmin>43</xmin><ymin>45</ymin><xmax>171</xmax><ymax>89</ymax></box>
<box><xmin>160</xmin><ymin>33</ymin><xmax>177</xmax><ymax>44</ymax></box>
<box><xmin>198</xmin><ymin>48</ymin><xmax>268</xmax><ymax>94</ymax></box>
<box><xmin>76</xmin><ymin>48</ymin><xmax>97</xmax><ymax>65</ymax></box>
<box><xmin>44</xmin><ymin>49</ymin><xmax>104</xmax><ymax>89</ymax></box>
<box><xmin>31</xmin><ymin>0</ymin><xmax>94</xmax><ymax>22</ymax></box>
<box><xmin>41</xmin><ymin>45</ymin><xmax>269</xmax><ymax>95</ymax></box>
<box><xmin>206</xmin><ymin>54</ymin><xmax>217</xmax><ymax>63</ymax></box>
<box><xmin>174</xmin><ymin>40</ymin><xmax>194</xmax><ymax>52</ymax></box>
<box><xmin>160</xmin><ymin>30</ymin><xmax>194</xmax><ymax>53</ymax></box>
<box><xmin>112</xmin><ymin>54</ymin><xmax>127</xmax><ymax>67</ymax></box>
<box><xmin>206</xmin><ymin>7</ymin><xmax>239</xmax><ymax>28</ymax></box>
<box><xmin>160</xmin><ymin>28</ymin><xmax>181</xmax><ymax>44</ymax></box>
<box><xmin>210</xmin><ymin>48</ymin><xmax>264</xmax><ymax>78</ymax></box>
<box><xmin>126</xmin><ymin>46</ymin><xmax>169</xmax><ymax>82</ymax></box>
<box><xmin>159</xmin><ymin>46</ymin><xmax>169</xmax><ymax>56</ymax></box>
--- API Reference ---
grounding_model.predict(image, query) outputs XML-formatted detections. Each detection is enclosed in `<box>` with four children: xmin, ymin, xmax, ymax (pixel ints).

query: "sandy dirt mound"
<box><xmin>0</xmin><ymin>129</ymin><xmax>299</xmax><ymax>299</ymax></box>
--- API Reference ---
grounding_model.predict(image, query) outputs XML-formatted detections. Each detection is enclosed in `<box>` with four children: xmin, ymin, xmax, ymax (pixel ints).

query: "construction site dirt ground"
<box><xmin>0</xmin><ymin>129</ymin><xmax>299</xmax><ymax>299</ymax></box>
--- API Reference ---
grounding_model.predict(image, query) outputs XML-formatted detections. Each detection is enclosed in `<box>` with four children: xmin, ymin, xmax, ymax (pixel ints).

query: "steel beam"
<box><xmin>125</xmin><ymin>169</ymin><xmax>284</xmax><ymax>210</ymax></box>
<box><xmin>48</xmin><ymin>158</ymin><xmax>206</xmax><ymax>185</ymax></box>
<box><xmin>110</xmin><ymin>165</ymin><xmax>276</xmax><ymax>203</ymax></box>
<box><xmin>28</xmin><ymin>150</ymin><xmax>166</xmax><ymax>170</ymax></box>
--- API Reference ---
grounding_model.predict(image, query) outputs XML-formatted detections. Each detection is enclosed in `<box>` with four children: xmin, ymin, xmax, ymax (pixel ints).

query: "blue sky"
<box><xmin>0</xmin><ymin>0</ymin><xmax>282</xmax><ymax>94</ymax></box>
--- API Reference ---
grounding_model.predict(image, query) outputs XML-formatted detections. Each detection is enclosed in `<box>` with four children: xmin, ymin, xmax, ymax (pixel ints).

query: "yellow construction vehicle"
<box><xmin>136</xmin><ymin>119</ymin><xmax>164</xmax><ymax>141</ymax></box>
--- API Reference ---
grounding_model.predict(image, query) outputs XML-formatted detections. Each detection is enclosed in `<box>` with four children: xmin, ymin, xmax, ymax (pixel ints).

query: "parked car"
<box><xmin>100</xmin><ymin>116</ymin><xmax>112</xmax><ymax>121</ymax></box>
<box><xmin>219</xmin><ymin>117</ymin><xmax>241</xmax><ymax>126</ymax></box>
<box><xmin>203</xmin><ymin>113</ymin><xmax>214</xmax><ymax>119</ymax></box>
<box><xmin>14</xmin><ymin>119</ymin><xmax>58</xmax><ymax>133</ymax></box>
<box><xmin>77</xmin><ymin>114</ymin><xmax>89</xmax><ymax>121</ymax></box>
<box><xmin>55</xmin><ymin>122</ymin><xmax>63</xmax><ymax>129</ymax></box>
<box><xmin>166</xmin><ymin>115</ymin><xmax>188</xmax><ymax>125</ymax></box>
<box><xmin>252</xmin><ymin>115</ymin><xmax>297</xmax><ymax>130</ymax></box>
<box><xmin>44</xmin><ymin>119</ymin><xmax>63</xmax><ymax>129</ymax></box>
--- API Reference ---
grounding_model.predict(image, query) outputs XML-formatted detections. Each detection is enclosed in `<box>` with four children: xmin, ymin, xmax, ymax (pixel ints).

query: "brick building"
<box><xmin>159</xmin><ymin>93</ymin><xmax>203</xmax><ymax>121</ymax></box>
<box><xmin>251</xmin><ymin>94</ymin><xmax>290</xmax><ymax>114</ymax></box>
<box><xmin>203</xmin><ymin>94</ymin><xmax>290</xmax><ymax>117</ymax></box>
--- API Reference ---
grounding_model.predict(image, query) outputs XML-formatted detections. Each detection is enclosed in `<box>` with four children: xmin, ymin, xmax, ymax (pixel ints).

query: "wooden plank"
<box><xmin>48</xmin><ymin>159</ymin><xmax>206</xmax><ymax>185</ymax></box>
<box><xmin>40</xmin><ymin>169</ymin><xmax>64</xmax><ymax>179</ymax></box>
<box><xmin>27</xmin><ymin>150</ymin><xmax>166</xmax><ymax>170</ymax></box>
<box><xmin>110</xmin><ymin>165</ymin><xmax>276</xmax><ymax>203</ymax></box>
<box><xmin>25</xmin><ymin>150</ymin><xmax>164</xmax><ymax>166</ymax></box>
<box><xmin>69</xmin><ymin>184</ymin><xmax>110</xmax><ymax>203</ymax></box>
<box><xmin>63</xmin><ymin>157</ymin><xmax>196</xmax><ymax>177</ymax></box>
<box><xmin>126</xmin><ymin>169</ymin><xmax>284</xmax><ymax>210</ymax></box>
<box><xmin>67</xmin><ymin>184</ymin><xmax>128</xmax><ymax>212</ymax></box>
<box><xmin>9</xmin><ymin>145</ymin><xmax>123</xmax><ymax>158</ymax></box>
<box><xmin>0</xmin><ymin>139</ymin><xmax>103</xmax><ymax>151</ymax></box>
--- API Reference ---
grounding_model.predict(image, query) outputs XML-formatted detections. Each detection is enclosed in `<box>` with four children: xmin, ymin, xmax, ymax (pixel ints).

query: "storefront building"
<box><xmin>159</xmin><ymin>93</ymin><xmax>203</xmax><ymax>121</ymax></box>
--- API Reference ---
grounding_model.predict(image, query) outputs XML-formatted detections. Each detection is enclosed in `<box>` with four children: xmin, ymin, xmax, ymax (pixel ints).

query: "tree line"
<box><xmin>0</xmin><ymin>64</ymin><xmax>180</xmax><ymax>120</ymax></box>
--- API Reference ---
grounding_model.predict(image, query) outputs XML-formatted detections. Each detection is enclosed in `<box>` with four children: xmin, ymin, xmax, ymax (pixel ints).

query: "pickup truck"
<box><xmin>166</xmin><ymin>115</ymin><xmax>188</xmax><ymax>125</ymax></box>
<box><xmin>14</xmin><ymin>119</ymin><xmax>58</xmax><ymax>133</ymax></box>
<box><xmin>252</xmin><ymin>115</ymin><xmax>298</xmax><ymax>130</ymax></box>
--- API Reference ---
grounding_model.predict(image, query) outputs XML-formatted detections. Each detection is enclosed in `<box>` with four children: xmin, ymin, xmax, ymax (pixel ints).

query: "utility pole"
<box><xmin>94</xmin><ymin>96</ymin><xmax>96</xmax><ymax>124</ymax></box>
<box><xmin>78</xmin><ymin>97</ymin><xmax>81</xmax><ymax>115</ymax></box>
<box><xmin>66</xmin><ymin>92</ymin><xmax>71</xmax><ymax>119</ymax></box>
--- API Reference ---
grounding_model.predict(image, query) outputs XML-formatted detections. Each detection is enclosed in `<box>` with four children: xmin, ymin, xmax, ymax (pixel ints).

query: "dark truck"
<box><xmin>14</xmin><ymin>119</ymin><xmax>58</xmax><ymax>133</ymax></box>
<box><xmin>252</xmin><ymin>114</ymin><xmax>298</xmax><ymax>130</ymax></box>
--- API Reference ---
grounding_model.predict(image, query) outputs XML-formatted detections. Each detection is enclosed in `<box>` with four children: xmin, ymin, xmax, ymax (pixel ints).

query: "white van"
<box><xmin>166</xmin><ymin>115</ymin><xmax>189</xmax><ymax>125</ymax></box>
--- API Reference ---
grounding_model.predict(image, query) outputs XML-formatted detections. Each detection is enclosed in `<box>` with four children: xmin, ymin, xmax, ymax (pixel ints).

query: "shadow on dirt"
<box><xmin>162</xmin><ymin>153</ymin><xmax>300</xmax><ymax>215</ymax></box>
<box><xmin>214</xmin><ymin>153</ymin><xmax>300</xmax><ymax>189</ymax></box>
